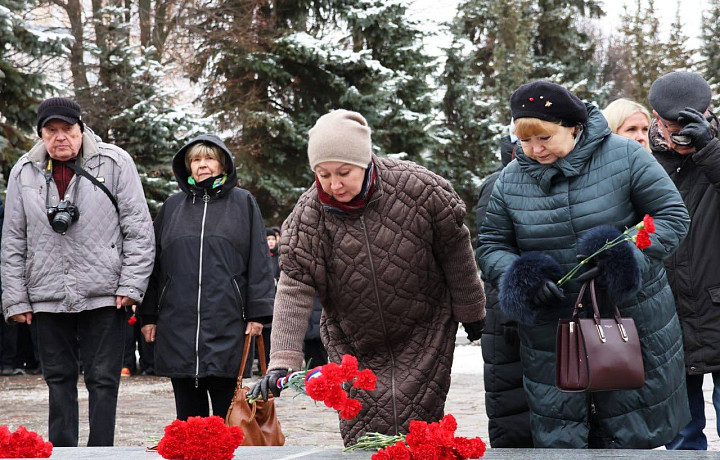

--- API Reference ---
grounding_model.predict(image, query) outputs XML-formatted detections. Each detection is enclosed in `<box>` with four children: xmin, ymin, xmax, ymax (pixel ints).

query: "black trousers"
<box><xmin>0</xmin><ymin>321</ymin><xmax>18</xmax><ymax>368</ymax></box>
<box><xmin>171</xmin><ymin>376</ymin><xmax>237</xmax><ymax>421</ymax></box>
<box><xmin>122</xmin><ymin>311</ymin><xmax>154</xmax><ymax>372</ymax></box>
<box><xmin>303</xmin><ymin>338</ymin><xmax>328</xmax><ymax>368</ymax></box>
<box><xmin>35</xmin><ymin>307</ymin><xmax>124</xmax><ymax>447</ymax></box>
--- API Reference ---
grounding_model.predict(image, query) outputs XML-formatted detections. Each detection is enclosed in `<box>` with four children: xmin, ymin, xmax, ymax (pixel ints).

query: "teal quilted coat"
<box><xmin>476</xmin><ymin>105</ymin><xmax>691</xmax><ymax>448</ymax></box>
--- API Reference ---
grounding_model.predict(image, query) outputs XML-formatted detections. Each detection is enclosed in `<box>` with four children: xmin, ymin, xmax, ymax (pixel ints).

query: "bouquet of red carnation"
<box><xmin>345</xmin><ymin>414</ymin><xmax>486</xmax><ymax>460</ymax></box>
<box><xmin>0</xmin><ymin>425</ymin><xmax>53</xmax><ymax>458</ymax></box>
<box><xmin>557</xmin><ymin>214</ymin><xmax>656</xmax><ymax>286</ymax></box>
<box><xmin>270</xmin><ymin>354</ymin><xmax>377</xmax><ymax>420</ymax></box>
<box><xmin>157</xmin><ymin>416</ymin><xmax>243</xmax><ymax>460</ymax></box>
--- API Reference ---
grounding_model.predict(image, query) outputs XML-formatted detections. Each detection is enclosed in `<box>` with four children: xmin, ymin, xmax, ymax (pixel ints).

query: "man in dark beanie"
<box><xmin>1</xmin><ymin>97</ymin><xmax>155</xmax><ymax>447</ymax></box>
<box><xmin>648</xmin><ymin>72</ymin><xmax>720</xmax><ymax>451</ymax></box>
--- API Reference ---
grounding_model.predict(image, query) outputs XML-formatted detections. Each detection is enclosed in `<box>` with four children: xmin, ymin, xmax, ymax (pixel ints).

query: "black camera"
<box><xmin>47</xmin><ymin>200</ymin><xmax>80</xmax><ymax>234</ymax></box>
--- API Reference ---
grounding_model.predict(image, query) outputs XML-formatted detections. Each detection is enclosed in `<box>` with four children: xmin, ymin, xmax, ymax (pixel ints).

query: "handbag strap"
<box><xmin>571</xmin><ymin>281</ymin><xmax>589</xmax><ymax>319</ymax></box>
<box><xmin>237</xmin><ymin>334</ymin><xmax>269</xmax><ymax>385</ymax></box>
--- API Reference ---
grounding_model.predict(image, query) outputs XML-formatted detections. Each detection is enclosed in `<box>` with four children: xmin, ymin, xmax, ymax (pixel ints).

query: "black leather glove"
<box><xmin>574</xmin><ymin>254</ymin><xmax>602</xmax><ymax>284</ymax></box>
<box><xmin>678</xmin><ymin>107</ymin><xmax>715</xmax><ymax>150</ymax></box>
<box><xmin>463</xmin><ymin>318</ymin><xmax>485</xmax><ymax>342</ymax></box>
<box><xmin>532</xmin><ymin>280</ymin><xmax>565</xmax><ymax>309</ymax></box>
<box><xmin>249</xmin><ymin>369</ymin><xmax>288</xmax><ymax>401</ymax></box>
<box><xmin>503</xmin><ymin>323</ymin><xmax>520</xmax><ymax>347</ymax></box>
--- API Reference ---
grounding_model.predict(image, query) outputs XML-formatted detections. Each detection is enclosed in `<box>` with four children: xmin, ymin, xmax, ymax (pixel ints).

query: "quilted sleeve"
<box><xmin>244</xmin><ymin>191</ymin><xmax>275</xmax><ymax>322</ymax></box>
<box><xmin>113</xmin><ymin>150</ymin><xmax>156</xmax><ymax>302</ymax></box>
<box><xmin>137</xmin><ymin>199</ymin><xmax>168</xmax><ymax>324</ymax></box>
<box><xmin>628</xmin><ymin>143</ymin><xmax>690</xmax><ymax>262</ymax></box>
<box><xmin>268</xmin><ymin>272</ymin><xmax>316</xmax><ymax>372</ymax></box>
<box><xmin>475</xmin><ymin>171</ymin><xmax>520</xmax><ymax>283</ymax></box>
<box><xmin>1</xmin><ymin>165</ymin><xmax>32</xmax><ymax>319</ymax></box>
<box><xmin>430</xmin><ymin>177</ymin><xmax>486</xmax><ymax>323</ymax></box>
<box><xmin>270</xmin><ymin>193</ymin><xmax>324</xmax><ymax>371</ymax></box>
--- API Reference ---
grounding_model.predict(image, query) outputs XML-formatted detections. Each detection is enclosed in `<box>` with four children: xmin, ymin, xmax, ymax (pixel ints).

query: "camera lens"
<box><xmin>51</xmin><ymin>212</ymin><xmax>73</xmax><ymax>234</ymax></box>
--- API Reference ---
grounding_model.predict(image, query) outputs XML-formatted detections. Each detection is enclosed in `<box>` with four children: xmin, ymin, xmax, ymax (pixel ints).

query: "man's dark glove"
<box><xmin>463</xmin><ymin>318</ymin><xmax>485</xmax><ymax>342</ymax></box>
<box><xmin>532</xmin><ymin>280</ymin><xmax>565</xmax><ymax>309</ymax></box>
<box><xmin>678</xmin><ymin>107</ymin><xmax>715</xmax><ymax>150</ymax></box>
<box><xmin>503</xmin><ymin>323</ymin><xmax>520</xmax><ymax>347</ymax></box>
<box><xmin>249</xmin><ymin>369</ymin><xmax>288</xmax><ymax>401</ymax></box>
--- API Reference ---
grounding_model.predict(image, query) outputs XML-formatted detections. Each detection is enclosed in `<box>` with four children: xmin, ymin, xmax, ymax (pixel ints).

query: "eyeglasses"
<box><xmin>656</xmin><ymin>117</ymin><xmax>693</xmax><ymax>146</ymax></box>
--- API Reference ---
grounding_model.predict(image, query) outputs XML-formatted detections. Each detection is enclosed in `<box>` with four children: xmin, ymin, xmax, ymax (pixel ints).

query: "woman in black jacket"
<box><xmin>139</xmin><ymin>134</ymin><xmax>275</xmax><ymax>420</ymax></box>
<box><xmin>475</xmin><ymin>135</ymin><xmax>532</xmax><ymax>448</ymax></box>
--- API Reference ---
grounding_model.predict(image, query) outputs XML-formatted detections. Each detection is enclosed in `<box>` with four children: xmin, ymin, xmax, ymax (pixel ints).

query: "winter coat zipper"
<box><xmin>194</xmin><ymin>190</ymin><xmax>210</xmax><ymax>387</ymax></box>
<box><xmin>359</xmin><ymin>215</ymin><xmax>399</xmax><ymax>434</ymax></box>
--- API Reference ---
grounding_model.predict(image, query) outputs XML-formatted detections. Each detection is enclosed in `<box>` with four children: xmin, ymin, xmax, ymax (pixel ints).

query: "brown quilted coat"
<box><xmin>269</xmin><ymin>156</ymin><xmax>486</xmax><ymax>446</ymax></box>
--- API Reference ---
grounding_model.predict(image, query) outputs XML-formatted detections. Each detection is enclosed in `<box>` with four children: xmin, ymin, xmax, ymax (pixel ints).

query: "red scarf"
<box><xmin>315</xmin><ymin>163</ymin><xmax>376</xmax><ymax>216</ymax></box>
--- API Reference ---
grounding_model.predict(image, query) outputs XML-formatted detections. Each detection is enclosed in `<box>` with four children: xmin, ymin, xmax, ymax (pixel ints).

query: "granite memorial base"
<box><xmin>29</xmin><ymin>447</ymin><xmax>720</xmax><ymax>460</ymax></box>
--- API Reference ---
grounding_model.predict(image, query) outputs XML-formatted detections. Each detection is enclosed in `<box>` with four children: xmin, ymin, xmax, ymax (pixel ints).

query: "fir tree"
<box><xmin>663</xmin><ymin>3</ymin><xmax>691</xmax><ymax>73</ymax></box>
<box><xmin>531</xmin><ymin>0</ymin><xmax>604</xmax><ymax>99</ymax></box>
<box><xmin>34</xmin><ymin>1</ymin><xmax>205</xmax><ymax>214</ymax></box>
<box><xmin>0</xmin><ymin>0</ymin><xmax>69</xmax><ymax>179</ymax></box>
<box><xmin>189</xmin><ymin>0</ymin><xmax>435</xmax><ymax>223</ymax></box>
<box><xmin>615</xmin><ymin>0</ymin><xmax>666</xmax><ymax>105</ymax></box>
<box><xmin>701</xmin><ymin>0</ymin><xmax>720</xmax><ymax>108</ymax></box>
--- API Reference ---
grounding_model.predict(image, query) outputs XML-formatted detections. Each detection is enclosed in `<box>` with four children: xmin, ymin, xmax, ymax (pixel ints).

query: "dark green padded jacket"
<box><xmin>477</xmin><ymin>105</ymin><xmax>691</xmax><ymax>448</ymax></box>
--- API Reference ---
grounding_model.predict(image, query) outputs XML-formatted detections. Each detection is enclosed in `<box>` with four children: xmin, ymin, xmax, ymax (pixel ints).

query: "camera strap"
<box><xmin>64</xmin><ymin>161</ymin><xmax>120</xmax><ymax>214</ymax></box>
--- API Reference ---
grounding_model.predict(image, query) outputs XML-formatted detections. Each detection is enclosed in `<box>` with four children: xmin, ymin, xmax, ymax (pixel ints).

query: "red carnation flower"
<box><xmin>339</xmin><ymin>398</ymin><xmax>362</xmax><ymax>419</ymax></box>
<box><xmin>642</xmin><ymin>214</ymin><xmax>655</xmax><ymax>233</ymax></box>
<box><xmin>453</xmin><ymin>436</ymin><xmax>486</xmax><ymax>459</ymax></box>
<box><xmin>386</xmin><ymin>441</ymin><xmax>412</xmax><ymax>460</ymax></box>
<box><xmin>157</xmin><ymin>416</ymin><xmax>242</xmax><ymax>460</ymax></box>
<box><xmin>340</xmin><ymin>354</ymin><xmax>359</xmax><ymax>381</ymax></box>
<box><xmin>0</xmin><ymin>425</ymin><xmax>53</xmax><ymax>458</ymax></box>
<box><xmin>635</xmin><ymin>229</ymin><xmax>652</xmax><ymax>249</ymax></box>
<box><xmin>353</xmin><ymin>369</ymin><xmax>377</xmax><ymax>391</ymax></box>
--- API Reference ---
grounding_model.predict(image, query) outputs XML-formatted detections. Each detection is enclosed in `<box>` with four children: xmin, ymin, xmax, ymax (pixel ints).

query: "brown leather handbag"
<box><xmin>556</xmin><ymin>279</ymin><xmax>645</xmax><ymax>392</ymax></box>
<box><xmin>225</xmin><ymin>335</ymin><xmax>286</xmax><ymax>446</ymax></box>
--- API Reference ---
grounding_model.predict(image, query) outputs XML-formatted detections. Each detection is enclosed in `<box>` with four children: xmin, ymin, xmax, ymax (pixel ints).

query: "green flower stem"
<box><xmin>343</xmin><ymin>433</ymin><xmax>406</xmax><ymax>451</ymax></box>
<box><xmin>557</xmin><ymin>229</ymin><xmax>634</xmax><ymax>287</ymax></box>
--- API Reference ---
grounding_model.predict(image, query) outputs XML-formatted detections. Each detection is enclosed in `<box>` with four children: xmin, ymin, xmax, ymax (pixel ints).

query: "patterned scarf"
<box><xmin>316</xmin><ymin>161</ymin><xmax>376</xmax><ymax>216</ymax></box>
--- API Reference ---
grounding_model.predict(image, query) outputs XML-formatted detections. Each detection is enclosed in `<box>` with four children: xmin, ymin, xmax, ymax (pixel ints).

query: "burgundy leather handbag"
<box><xmin>556</xmin><ymin>279</ymin><xmax>645</xmax><ymax>392</ymax></box>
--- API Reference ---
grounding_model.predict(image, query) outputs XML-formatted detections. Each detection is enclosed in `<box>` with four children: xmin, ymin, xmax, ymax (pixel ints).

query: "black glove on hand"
<box><xmin>503</xmin><ymin>323</ymin><xmax>520</xmax><ymax>347</ymax></box>
<box><xmin>463</xmin><ymin>318</ymin><xmax>485</xmax><ymax>342</ymax></box>
<box><xmin>678</xmin><ymin>107</ymin><xmax>715</xmax><ymax>150</ymax></box>
<box><xmin>532</xmin><ymin>279</ymin><xmax>565</xmax><ymax>310</ymax></box>
<box><xmin>249</xmin><ymin>369</ymin><xmax>288</xmax><ymax>401</ymax></box>
<box><xmin>574</xmin><ymin>254</ymin><xmax>602</xmax><ymax>284</ymax></box>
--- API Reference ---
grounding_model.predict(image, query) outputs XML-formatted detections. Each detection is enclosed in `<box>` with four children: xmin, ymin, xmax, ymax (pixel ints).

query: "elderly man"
<box><xmin>1</xmin><ymin>97</ymin><xmax>154</xmax><ymax>447</ymax></box>
<box><xmin>648</xmin><ymin>72</ymin><xmax>720</xmax><ymax>450</ymax></box>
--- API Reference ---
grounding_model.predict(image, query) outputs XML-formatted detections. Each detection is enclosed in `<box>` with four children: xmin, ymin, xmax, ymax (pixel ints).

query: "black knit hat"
<box><xmin>36</xmin><ymin>97</ymin><xmax>84</xmax><ymax>137</ymax></box>
<box><xmin>510</xmin><ymin>81</ymin><xmax>588</xmax><ymax>126</ymax></box>
<box><xmin>648</xmin><ymin>72</ymin><xmax>712</xmax><ymax>121</ymax></box>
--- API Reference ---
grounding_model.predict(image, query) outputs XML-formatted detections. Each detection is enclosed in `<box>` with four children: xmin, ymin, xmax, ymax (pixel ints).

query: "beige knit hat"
<box><xmin>307</xmin><ymin>109</ymin><xmax>372</xmax><ymax>171</ymax></box>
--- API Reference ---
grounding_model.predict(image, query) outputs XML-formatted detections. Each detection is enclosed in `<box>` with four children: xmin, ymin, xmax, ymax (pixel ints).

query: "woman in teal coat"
<box><xmin>476</xmin><ymin>81</ymin><xmax>690</xmax><ymax>448</ymax></box>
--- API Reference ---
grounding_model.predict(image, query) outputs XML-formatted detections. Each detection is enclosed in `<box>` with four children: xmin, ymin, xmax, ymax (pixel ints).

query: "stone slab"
<box><xmin>23</xmin><ymin>447</ymin><xmax>720</xmax><ymax>460</ymax></box>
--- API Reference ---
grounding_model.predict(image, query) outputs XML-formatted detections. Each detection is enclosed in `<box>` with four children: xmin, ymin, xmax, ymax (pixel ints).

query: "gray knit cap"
<box><xmin>307</xmin><ymin>109</ymin><xmax>372</xmax><ymax>171</ymax></box>
<box><xmin>649</xmin><ymin>72</ymin><xmax>712</xmax><ymax>121</ymax></box>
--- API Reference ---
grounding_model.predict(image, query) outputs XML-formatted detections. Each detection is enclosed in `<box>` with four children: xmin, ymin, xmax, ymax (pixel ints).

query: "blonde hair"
<box><xmin>513</xmin><ymin>118</ymin><xmax>563</xmax><ymax>139</ymax></box>
<box><xmin>185</xmin><ymin>143</ymin><xmax>226</xmax><ymax>173</ymax></box>
<box><xmin>602</xmin><ymin>99</ymin><xmax>651</xmax><ymax>134</ymax></box>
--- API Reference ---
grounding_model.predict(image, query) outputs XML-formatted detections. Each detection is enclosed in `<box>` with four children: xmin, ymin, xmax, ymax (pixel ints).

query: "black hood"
<box><xmin>499</xmin><ymin>136</ymin><xmax>516</xmax><ymax>167</ymax></box>
<box><xmin>173</xmin><ymin>134</ymin><xmax>238</xmax><ymax>197</ymax></box>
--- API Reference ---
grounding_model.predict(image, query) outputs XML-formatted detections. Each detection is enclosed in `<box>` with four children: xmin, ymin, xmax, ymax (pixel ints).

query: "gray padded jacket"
<box><xmin>1</xmin><ymin>129</ymin><xmax>155</xmax><ymax>319</ymax></box>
